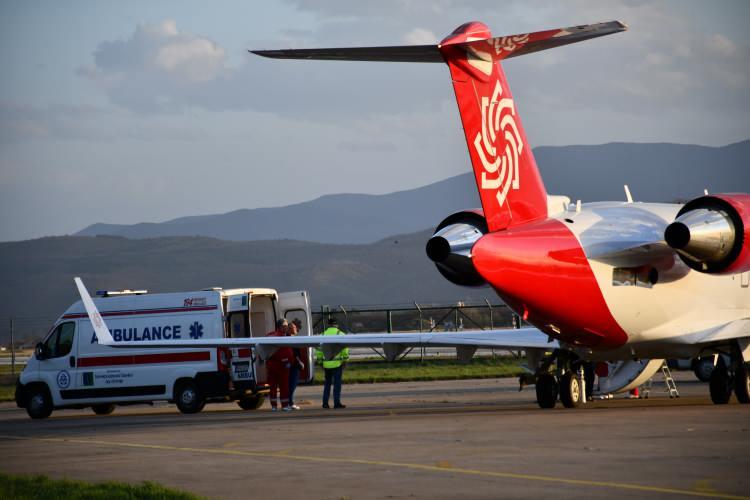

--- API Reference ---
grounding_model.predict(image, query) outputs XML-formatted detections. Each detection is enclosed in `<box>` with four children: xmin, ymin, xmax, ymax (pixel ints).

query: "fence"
<box><xmin>0</xmin><ymin>300</ymin><xmax>521</xmax><ymax>374</ymax></box>
<box><xmin>311</xmin><ymin>301</ymin><xmax>519</xmax><ymax>334</ymax></box>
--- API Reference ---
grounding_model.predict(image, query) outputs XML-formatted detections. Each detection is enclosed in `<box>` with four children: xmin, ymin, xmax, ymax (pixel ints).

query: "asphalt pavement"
<box><xmin>1</xmin><ymin>373</ymin><xmax>748</xmax><ymax>499</ymax></box>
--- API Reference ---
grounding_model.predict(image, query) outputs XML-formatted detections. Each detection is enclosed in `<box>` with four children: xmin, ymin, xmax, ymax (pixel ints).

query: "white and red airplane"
<box><xmin>78</xmin><ymin>21</ymin><xmax>750</xmax><ymax>409</ymax></box>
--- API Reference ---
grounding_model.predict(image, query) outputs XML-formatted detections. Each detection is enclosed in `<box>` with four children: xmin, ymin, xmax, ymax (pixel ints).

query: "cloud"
<box><xmin>403</xmin><ymin>28</ymin><xmax>437</xmax><ymax>45</ymax></box>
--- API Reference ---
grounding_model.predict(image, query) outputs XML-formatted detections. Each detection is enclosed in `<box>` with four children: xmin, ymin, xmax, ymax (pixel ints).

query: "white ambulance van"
<box><xmin>15</xmin><ymin>286</ymin><xmax>313</xmax><ymax>419</ymax></box>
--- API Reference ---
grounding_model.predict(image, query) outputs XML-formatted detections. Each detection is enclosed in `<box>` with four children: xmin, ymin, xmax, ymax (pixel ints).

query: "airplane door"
<box><xmin>37</xmin><ymin>322</ymin><xmax>78</xmax><ymax>403</ymax></box>
<box><xmin>278</xmin><ymin>291</ymin><xmax>314</xmax><ymax>383</ymax></box>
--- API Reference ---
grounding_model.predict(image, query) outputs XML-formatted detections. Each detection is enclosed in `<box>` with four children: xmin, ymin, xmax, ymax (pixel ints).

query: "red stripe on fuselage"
<box><xmin>77</xmin><ymin>351</ymin><xmax>211</xmax><ymax>368</ymax></box>
<box><xmin>472</xmin><ymin>218</ymin><xmax>628</xmax><ymax>350</ymax></box>
<box><xmin>63</xmin><ymin>305</ymin><xmax>217</xmax><ymax>320</ymax></box>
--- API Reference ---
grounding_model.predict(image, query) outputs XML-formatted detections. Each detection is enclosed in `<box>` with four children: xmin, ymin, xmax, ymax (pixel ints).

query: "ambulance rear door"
<box><xmin>278</xmin><ymin>291</ymin><xmax>314</xmax><ymax>383</ymax></box>
<box><xmin>224</xmin><ymin>293</ymin><xmax>257</xmax><ymax>385</ymax></box>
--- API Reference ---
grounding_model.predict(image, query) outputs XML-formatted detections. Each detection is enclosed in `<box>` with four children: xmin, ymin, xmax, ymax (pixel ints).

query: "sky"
<box><xmin>1</xmin><ymin>0</ymin><xmax>748</xmax><ymax>241</ymax></box>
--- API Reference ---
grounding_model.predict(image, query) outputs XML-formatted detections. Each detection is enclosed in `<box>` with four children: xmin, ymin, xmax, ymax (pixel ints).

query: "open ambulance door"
<box><xmin>278</xmin><ymin>291</ymin><xmax>314</xmax><ymax>383</ymax></box>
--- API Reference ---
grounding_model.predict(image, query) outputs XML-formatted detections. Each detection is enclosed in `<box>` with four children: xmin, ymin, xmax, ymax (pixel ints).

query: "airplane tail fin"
<box><xmin>253</xmin><ymin>21</ymin><xmax>626</xmax><ymax>231</ymax></box>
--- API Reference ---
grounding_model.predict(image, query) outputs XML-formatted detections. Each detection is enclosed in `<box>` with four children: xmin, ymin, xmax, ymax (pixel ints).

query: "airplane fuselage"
<box><xmin>472</xmin><ymin>200</ymin><xmax>750</xmax><ymax>361</ymax></box>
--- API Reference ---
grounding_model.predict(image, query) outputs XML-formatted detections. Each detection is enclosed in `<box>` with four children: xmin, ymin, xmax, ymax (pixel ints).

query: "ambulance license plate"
<box><xmin>233</xmin><ymin>361</ymin><xmax>251</xmax><ymax>380</ymax></box>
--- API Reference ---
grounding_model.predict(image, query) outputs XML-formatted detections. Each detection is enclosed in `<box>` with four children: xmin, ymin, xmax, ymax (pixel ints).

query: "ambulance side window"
<box><xmin>284</xmin><ymin>309</ymin><xmax>308</xmax><ymax>335</ymax></box>
<box><xmin>43</xmin><ymin>322</ymin><xmax>75</xmax><ymax>358</ymax></box>
<box><xmin>228</xmin><ymin>312</ymin><xmax>248</xmax><ymax>338</ymax></box>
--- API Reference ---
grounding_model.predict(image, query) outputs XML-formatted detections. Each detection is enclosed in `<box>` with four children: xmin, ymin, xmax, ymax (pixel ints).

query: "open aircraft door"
<box><xmin>278</xmin><ymin>291</ymin><xmax>314</xmax><ymax>383</ymax></box>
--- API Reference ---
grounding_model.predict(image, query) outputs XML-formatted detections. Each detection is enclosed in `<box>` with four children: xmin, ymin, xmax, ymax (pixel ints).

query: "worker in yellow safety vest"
<box><xmin>316</xmin><ymin>317</ymin><xmax>349</xmax><ymax>409</ymax></box>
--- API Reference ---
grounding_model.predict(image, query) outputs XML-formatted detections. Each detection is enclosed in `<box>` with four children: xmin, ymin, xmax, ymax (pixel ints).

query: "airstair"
<box><xmin>643</xmin><ymin>361</ymin><xmax>680</xmax><ymax>399</ymax></box>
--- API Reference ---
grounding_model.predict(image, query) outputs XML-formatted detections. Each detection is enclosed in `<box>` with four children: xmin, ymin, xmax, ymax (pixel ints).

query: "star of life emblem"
<box><xmin>473</xmin><ymin>81</ymin><xmax>523</xmax><ymax>208</ymax></box>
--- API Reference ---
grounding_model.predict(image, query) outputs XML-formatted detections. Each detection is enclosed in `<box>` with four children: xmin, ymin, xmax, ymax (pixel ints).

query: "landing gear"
<box><xmin>733</xmin><ymin>363</ymin><xmax>749</xmax><ymax>404</ymax></box>
<box><xmin>560</xmin><ymin>372</ymin><xmax>583</xmax><ymax>408</ymax></box>
<box><xmin>709</xmin><ymin>346</ymin><xmax>750</xmax><ymax>405</ymax></box>
<box><xmin>533</xmin><ymin>351</ymin><xmax>589</xmax><ymax>409</ymax></box>
<box><xmin>535</xmin><ymin>373</ymin><xmax>558</xmax><ymax>409</ymax></box>
<box><xmin>709</xmin><ymin>359</ymin><xmax>732</xmax><ymax>404</ymax></box>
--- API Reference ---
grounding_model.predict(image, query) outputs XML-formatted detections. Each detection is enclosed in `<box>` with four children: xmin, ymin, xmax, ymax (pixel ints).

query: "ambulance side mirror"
<box><xmin>35</xmin><ymin>343</ymin><xmax>46</xmax><ymax>360</ymax></box>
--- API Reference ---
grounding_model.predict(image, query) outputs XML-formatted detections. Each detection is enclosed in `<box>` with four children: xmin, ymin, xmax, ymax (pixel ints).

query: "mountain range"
<box><xmin>77</xmin><ymin>141</ymin><xmax>750</xmax><ymax>243</ymax></box>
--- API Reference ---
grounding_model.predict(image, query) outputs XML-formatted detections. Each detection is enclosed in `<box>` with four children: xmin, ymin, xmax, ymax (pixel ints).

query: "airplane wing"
<box><xmin>671</xmin><ymin>319</ymin><xmax>750</xmax><ymax>348</ymax></box>
<box><xmin>74</xmin><ymin>278</ymin><xmax>556</xmax><ymax>361</ymax></box>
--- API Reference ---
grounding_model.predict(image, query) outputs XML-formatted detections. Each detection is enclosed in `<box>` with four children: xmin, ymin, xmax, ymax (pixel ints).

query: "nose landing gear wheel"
<box><xmin>535</xmin><ymin>373</ymin><xmax>558</xmax><ymax>409</ymax></box>
<box><xmin>560</xmin><ymin>372</ymin><xmax>583</xmax><ymax>408</ymax></box>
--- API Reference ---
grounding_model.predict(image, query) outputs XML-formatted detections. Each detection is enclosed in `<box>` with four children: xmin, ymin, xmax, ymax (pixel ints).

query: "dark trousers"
<box><xmin>323</xmin><ymin>366</ymin><xmax>343</xmax><ymax>406</ymax></box>
<box><xmin>288</xmin><ymin>365</ymin><xmax>300</xmax><ymax>405</ymax></box>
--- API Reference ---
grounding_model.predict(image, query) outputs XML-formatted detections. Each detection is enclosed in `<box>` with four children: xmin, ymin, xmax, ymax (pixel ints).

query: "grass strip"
<box><xmin>312</xmin><ymin>356</ymin><xmax>523</xmax><ymax>384</ymax></box>
<box><xmin>0</xmin><ymin>473</ymin><xmax>201</xmax><ymax>500</ymax></box>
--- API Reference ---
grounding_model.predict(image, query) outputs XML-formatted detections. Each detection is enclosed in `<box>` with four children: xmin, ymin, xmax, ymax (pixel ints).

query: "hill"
<box><xmin>0</xmin><ymin>231</ymin><xmax>498</xmax><ymax>343</ymax></box>
<box><xmin>77</xmin><ymin>141</ymin><xmax>750</xmax><ymax>243</ymax></box>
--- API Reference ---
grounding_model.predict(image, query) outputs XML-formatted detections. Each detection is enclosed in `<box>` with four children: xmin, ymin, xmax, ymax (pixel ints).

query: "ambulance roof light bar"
<box><xmin>96</xmin><ymin>289</ymin><xmax>149</xmax><ymax>297</ymax></box>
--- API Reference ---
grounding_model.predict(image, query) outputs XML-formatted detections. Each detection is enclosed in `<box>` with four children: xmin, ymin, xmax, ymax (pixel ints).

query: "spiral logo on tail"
<box><xmin>473</xmin><ymin>81</ymin><xmax>523</xmax><ymax>208</ymax></box>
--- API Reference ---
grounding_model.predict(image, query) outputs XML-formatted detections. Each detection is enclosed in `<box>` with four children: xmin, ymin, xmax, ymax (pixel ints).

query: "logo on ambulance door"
<box><xmin>56</xmin><ymin>370</ymin><xmax>71</xmax><ymax>389</ymax></box>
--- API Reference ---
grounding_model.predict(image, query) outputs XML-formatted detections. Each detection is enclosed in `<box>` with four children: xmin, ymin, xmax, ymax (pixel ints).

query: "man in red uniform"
<box><xmin>267</xmin><ymin>319</ymin><xmax>294</xmax><ymax>412</ymax></box>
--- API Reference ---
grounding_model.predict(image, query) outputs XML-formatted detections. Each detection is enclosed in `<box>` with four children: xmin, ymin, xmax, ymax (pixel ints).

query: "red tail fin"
<box><xmin>252</xmin><ymin>21</ymin><xmax>626</xmax><ymax>231</ymax></box>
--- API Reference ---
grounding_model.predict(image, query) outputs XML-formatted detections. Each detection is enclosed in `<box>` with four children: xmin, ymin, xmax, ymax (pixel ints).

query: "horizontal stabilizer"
<box><xmin>251</xmin><ymin>45</ymin><xmax>442</xmax><ymax>62</ymax></box>
<box><xmin>250</xmin><ymin>21</ymin><xmax>626</xmax><ymax>63</ymax></box>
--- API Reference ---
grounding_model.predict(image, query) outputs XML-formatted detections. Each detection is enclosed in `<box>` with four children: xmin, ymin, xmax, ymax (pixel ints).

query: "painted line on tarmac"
<box><xmin>0</xmin><ymin>434</ymin><xmax>746</xmax><ymax>500</ymax></box>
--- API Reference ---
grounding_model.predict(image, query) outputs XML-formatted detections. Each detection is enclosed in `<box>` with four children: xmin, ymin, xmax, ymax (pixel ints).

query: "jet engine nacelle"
<box><xmin>664</xmin><ymin>194</ymin><xmax>750</xmax><ymax>274</ymax></box>
<box><xmin>426</xmin><ymin>210</ymin><xmax>488</xmax><ymax>287</ymax></box>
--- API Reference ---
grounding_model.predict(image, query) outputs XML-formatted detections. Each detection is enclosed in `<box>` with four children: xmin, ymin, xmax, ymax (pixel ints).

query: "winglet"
<box><xmin>74</xmin><ymin>277</ymin><xmax>115</xmax><ymax>345</ymax></box>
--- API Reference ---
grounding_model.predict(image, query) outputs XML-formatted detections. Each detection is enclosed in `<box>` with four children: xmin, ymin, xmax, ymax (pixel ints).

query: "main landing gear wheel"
<box><xmin>734</xmin><ymin>363</ymin><xmax>750</xmax><ymax>404</ymax></box>
<box><xmin>536</xmin><ymin>373</ymin><xmax>558</xmax><ymax>409</ymax></box>
<box><xmin>175</xmin><ymin>380</ymin><xmax>205</xmax><ymax>414</ymax></box>
<box><xmin>237</xmin><ymin>394</ymin><xmax>265</xmax><ymax>410</ymax></box>
<box><xmin>692</xmin><ymin>357</ymin><xmax>715</xmax><ymax>382</ymax></box>
<box><xmin>560</xmin><ymin>372</ymin><xmax>583</xmax><ymax>408</ymax></box>
<box><xmin>709</xmin><ymin>362</ymin><xmax>732</xmax><ymax>405</ymax></box>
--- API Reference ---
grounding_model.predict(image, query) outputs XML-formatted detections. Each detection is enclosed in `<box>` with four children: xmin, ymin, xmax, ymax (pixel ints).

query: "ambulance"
<box><xmin>15</xmin><ymin>286</ymin><xmax>313</xmax><ymax>419</ymax></box>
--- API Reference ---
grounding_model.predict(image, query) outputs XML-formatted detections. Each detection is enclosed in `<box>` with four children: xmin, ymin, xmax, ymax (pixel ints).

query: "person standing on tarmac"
<box><xmin>316</xmin><ymin>317</ymin><xmax>349</xmax><ymax>409</ymax></box>
<box><xmin>267</xmin><ymin>319</ymin><xmax>294</xmax><ymax>412</ymax></box>
<box><xmin>287</xmin><ymin>319</ymin><xmax>305</xmax><ymax>410</ymax></box>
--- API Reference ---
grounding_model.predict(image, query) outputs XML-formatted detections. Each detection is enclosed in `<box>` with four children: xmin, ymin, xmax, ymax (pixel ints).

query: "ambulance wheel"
<box><xmin>560</xmin><ymin>372</ymin><xmax>583</xmax><ymax>408</ymax></box>
<box><xmin>237</xmin><ymin>394</ymin><xmax>265</xmax><ymax>410</ymax></box>
<box><xmin>734</xmin><ymin>363</ymin><xmax>750</xmax><ymax>404</ymax></box>
<box><xmin>26</xmin><ymin>386</ymin><xmax>53</xmax><ymax>419</ymax></box>
<box><xmin>709</xmin><ymin>362</ymin><xmax>732</xmax><ymax>404</ymax></box>
<box><xmin>535</xmin><ymin>373</ymin><xmax>558</xmax><ymax>409</ymax></box>
<box><xmin>175</xmin><ymin>380</ymin><xmax>205</xmax><ymax>414</ymax></box>
<box><xmin>92</xmin><ymin>404</ymin><xmax>116</xmax><ymax>415</ymax></box>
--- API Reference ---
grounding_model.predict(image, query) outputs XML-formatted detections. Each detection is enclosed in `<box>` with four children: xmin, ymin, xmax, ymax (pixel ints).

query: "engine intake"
<box><xmin>426</xmin><ymin>211</ymin><xmax>487</xmax><ymax>287</ymax></box>
<box><xmin>665</xmin><ymin>194</ymin><xmax>750</xmax><ymax>274</ymax></box>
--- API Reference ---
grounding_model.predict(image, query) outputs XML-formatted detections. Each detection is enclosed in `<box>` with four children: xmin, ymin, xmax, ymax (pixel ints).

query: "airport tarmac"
<box><xmin>1</xmin><ymin>372</ymin><xmax>748</xmax><ymax>499</ymax></box>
